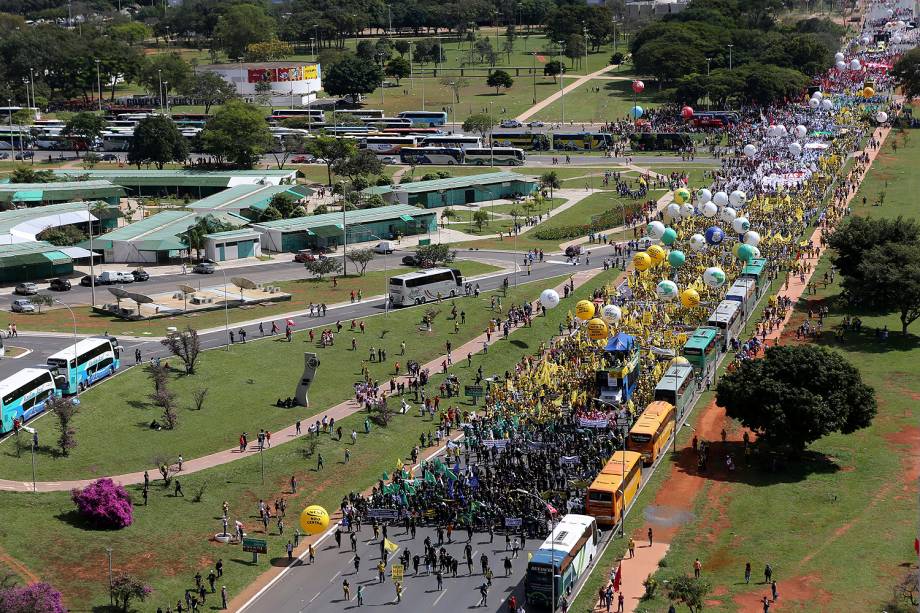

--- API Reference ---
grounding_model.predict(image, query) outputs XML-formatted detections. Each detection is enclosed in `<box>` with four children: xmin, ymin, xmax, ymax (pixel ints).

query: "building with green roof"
<box><xmin>52</xmin><ymin>169</ymin><xmax>298</xmax><ymax>198</ymax></box>
<box><xmin>204</xmin><ymin>228</ymin><xmax>263</xmax><ymax>262</ymax></box>
<box><xmin>362</xmin><ymin>172</ymin><xmax>537</xmax><ymax>208</ymax></box>
<box><xmin>187</xmin><ymin>183</ymin><xmax>312</xmax><ymax>216</ymax></box>
<box><xmin>252</xmin><ymin>204</ymin><xmax>436</xmax><ymax>252</ymax></box>
<box><xmin>0</xmin><ymin>200</ymin><xmax>119</xmax><ymax>247</ymax></box>
<box><xmin>0</xmin><ymin>180</ymin><xmax>124</xmax><ymax>207</ymax></box>
<box><xmin>0</xmin><ymin>241</ymin><xmax>74</xmax><ymax>283</ymax></box>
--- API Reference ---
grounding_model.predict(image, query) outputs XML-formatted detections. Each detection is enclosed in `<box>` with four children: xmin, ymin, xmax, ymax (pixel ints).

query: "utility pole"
<box><xmin>106</xmin><ymin>547</ymin><xmax>113</xmax><ymax>606</ymax></box>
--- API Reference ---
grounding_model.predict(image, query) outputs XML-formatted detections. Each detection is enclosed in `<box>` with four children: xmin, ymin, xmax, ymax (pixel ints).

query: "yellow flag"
<box><xmin>396</xmin><ymin>458</ymin><xmax>403</xmax><ymax>470</ymax></box>
<box><xmin>384</xmin><ymin>538</ymin><xmax>399</xmax><ymax>553</ymax></box>
<box><xmin>527</xmin><ymin>552</ymin><xmax>533</xmax><ymax>561</ymax></box>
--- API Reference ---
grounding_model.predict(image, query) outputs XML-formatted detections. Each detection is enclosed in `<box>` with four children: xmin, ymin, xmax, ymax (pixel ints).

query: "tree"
<box><xmin>716</xmin><ymin>345</ymin><xmax>876</xmax><ymax>453</ymax></box>
<box><xmin>439</xmin><ymin>77</ymin><xmax>470</xmax><ymax>103</ymax></box>
<box><xmin>540</xmin><ymin>171</ymin><xmax>560</xmax><ymax>198</ymax></box>
<box><xmin>828</xmin><ymin>216</ymin><xmax>919</xmax><ymax>279</ymax></box>
<box><xmin>180</xmin><ymin>72</ymin><xmax>238</xmax><ymax>114</ymax></box>
<box><xmin>213</xmin><ymin>4</ymin><xmax>274</xmax><ymax>59</ymax></box>
<box><xmin>192</xmin><ymin>387</ymin><xmax>209</xmax><ymax>411</ymax></box>
<box><xmin>10</xmin><ymin>167</ymin><xmax>54</xmax><ymax>183</ymax></box>
<box><xmin>0</xmin><ymin>582</ymin><xmax>66</xmax><ymax>613</ymax></box>
<box><xmin>472</xmin><ymin>209</ymin><xmax>489</xmax><ymax>231</ymax></box>
<box><xmin>486</xmin><ymin>70</ymin><xmax>514</xmax><ymax>94</ymax></box>
<box><xmin>71</xmin><ymin>478</ymin><xmax>134</xmax><ymax>529</ymax></box>
<box><xmin>633</xmin><ymin>39</ymin><xmax>706</xmax><ymax>87</ymax></box>
<box><xmin>64</xmin><ymin>113</ymin><xmax>105</xmax><ymax>158</ymax></box>
<box><xmin>323</xmin><ymin>54</ymin><xmax>384</xmax><ymax>102</ymax></box>
<box><xmin>138</xmin><ymin>53</ymin><xmax>193</xmax><ymax>98</ymax></box>
<box><xmin>200</xmin><ymin>100</ymin><xmax>274</xmax><ymax>167</ymax></box>
<box><xmin>304</xmin><ymin>257</ymin><xmax>343</xmax><ymax>280</ymax></box>
<box><xmin>110</xmin><ymin>573</ymin><xmax>152</xmax><ymax>612</ymax></box>
<box><xmin>110</xmin><ymin>22</ymin><xmax>152</xmax><ymax>45</ymax></box>
<box><xmin>50</xmin><ymin>396</ymin><xmax>77</xmax><ymax>457</ymax></box>
<box><xmin>334</xmin><ymin>149</ymin><xmax>384</xmax><ymax>187</ymax></box>
<box><xmin>395</xmin><ymin>40</ymin><xmax>411</xmax><ymax>57</ymax></box>
<box><xmin>665</xmin><ymin>575</ymin><xmax>711</xmax><ymax>613</ymax></box>
<box><xmin>129</xmin><ymin>115</ymin><xmax>189</xmax><ymax>170</ymax></box>
<box><xmin>385</xmin><ymin>57</ymin><xmax>411</xmax><ymax>85</ymax></box>
<box><xmin>892</xmin><ymin>47</ymin><xmax>920</xmax><ymax>101</ymax></box>
<box><xmin>82</xmin><ymin>153</ymin><xmax>102</xmax><ymax>170</ymax></box>
<box><xmin>245</xmin><ymin>38</ymin><xmax>293</xmax><ymax>62</ymax></box>
<box><xmin>161</xmin><ymin>326</ymin><xmax>202</xmax><ymax>374</ymax></box>
<box><xmin>564</xmin><ymin>34</ymin><xmax>587</xmax><ymax>69</ymax></box>
<box><xmin>847</xmin><ymin>243</ymin><xmax>920</xmax><ymax>334</ymax></box>
<box><xmin>270</xmin><ymin>133</ymin><xmax>307</xmax><ymax>170</ymax></box>
<box><xmin>462</xmin><ymin>113</ymin><xmax>495</xmax><ymax>138</ymax></box>
<box><xmin>254</xmin><ymin>79</ymin><xmax>273</xmax><ymax>108</ymax></box>
<box><xmin>181</xmin><ymin>214</ymin><xmax>236</xmax><ymax>261</ymax></box>
<box><xmin>356</xmin><ymin>40</ymin><xmax>376</xmax><ymax>62</ymax></box>
<box><xmin>305</xmin><ymin>135</ymin><xmax>358</xmax><ymax>185</ymax></box>
<box><xmin>36</xmin><ymin>225</ymin><xmax>86</xmax><ymax>246</ymax></box>
<box><xmin>346</xmin><ymin>248</ymin><xmax>376</xmax><ymax>275</ymax></box>
<box><xmin>267</xmin><ymin>193</ymin><xmax>299</xmax><ymax>218</ymax></box>
<box><xmin>544</xmin><ymin>60</ymin><xmax>564</xmax><ymax>83</ymax></box>
<box><xmin>415</xmin><ymin>243</ymin><xmax>455</xmax><ymax>266</ymax></box>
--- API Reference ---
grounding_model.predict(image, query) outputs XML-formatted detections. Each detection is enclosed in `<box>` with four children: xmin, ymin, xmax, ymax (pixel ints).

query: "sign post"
<box><xmin>242</xmin><ymin>538</ymin><xmax>268</xmax><ymax>563</ymax></box>
<box><xmin>464</xmin><ymin>385</ymin><xmax>484</xmax><ymax>406</ymax></box>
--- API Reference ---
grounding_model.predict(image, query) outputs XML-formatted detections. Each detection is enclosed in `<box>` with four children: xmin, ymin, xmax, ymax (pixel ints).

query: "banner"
<box><xmin>367</xmin><ymin>508</ymin><xmax>401</xmax><ymax>520</ymax></box>
<box><xmin>247</xmin><ymin>65</ymin><xmax>319</xmax><ymax>83</ymax></box>
<box><xmin>560</xmin><ymin>456</ymin><xmax>581</xmax><ymax>466</ymax></box>
<box><xmin>481</xmin><ymin>439</ymin><xmax>509</xmax><ymax>449</ymax></box>
<box><xmin>760</xmin><ymin>169</ymin><xmax>812</xmax><ymax>189</ymax></box>
<box><xmin>504</xmin><ymin>517</ymin><xmax>523</xmax><ymax>527</ymax></box>
<box><xmin>579</xmin><ymin>418</ymin><xmax>609</xmax><ymax>428</ymax></box>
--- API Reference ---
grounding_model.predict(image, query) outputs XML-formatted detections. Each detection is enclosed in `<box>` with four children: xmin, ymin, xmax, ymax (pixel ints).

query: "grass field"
<box><xmin>0</xmin><ymin>269</ymin><xmax>623</xmax><ymax>612</ymax></box>
<box><xmin>531</xmin><ymin>77</ymin><xmax>662</xmax><ymax>123</ymax></box>
<box><xmin>3</xmin><ymin>261</ymin><xmax>502</xmax><ymax>336</ymax></box>
<box><xmin>612</xmin><ymin>126</ymin><xmax>920</xmax><ymax>612</ymax></box>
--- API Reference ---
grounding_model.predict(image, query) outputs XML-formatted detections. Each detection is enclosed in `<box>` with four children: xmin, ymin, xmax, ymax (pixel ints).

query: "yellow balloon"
<box><xmin>862</xmin><ymin>86</ymin><xmax>874</xmax><ymax>98</ymax></box>
<box><xmin>670</xmin><ymin>356</ymin><xmax>691</xmax><ymax>367</ymax></box>
<box><xmin>575</xmin><ymin>299</ymin><xmax>595</xmax><ymax>321</ymax></box>
<box><xmin>674</xmin><ymin>188</ymin><xmax>691</xmax><ymax>204</ymax></box>
<box><xmin>587</xmin><ymin>317</ymin><xmax>609</xmax><ymax>340</ymax></box>
<box><xmin>299</xmin><ymin>505</ymin><xmax>330</xmax><ymax>535</ymax></box>
<box><xmin>680</xmin><ymin>288</ymin><xmax>701</xmax><ymax>308</ymax></box>
<box><xmin>646</xmin><ymin>244</ymin><xmax>666</xmax><ymax>264</ymax></box>
<box><xmin>632</xmin><ymin>252</ymin><xmax>652</xmax><ymax>271</ymax></box>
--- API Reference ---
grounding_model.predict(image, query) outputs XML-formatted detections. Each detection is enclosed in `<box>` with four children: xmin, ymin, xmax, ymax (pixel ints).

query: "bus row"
<box><xmin>0</xmin><ymin>337</ymin><xmax>122</xmax><ymax>434</ymax></box>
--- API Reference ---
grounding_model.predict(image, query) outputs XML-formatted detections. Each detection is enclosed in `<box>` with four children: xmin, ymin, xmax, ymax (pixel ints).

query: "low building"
<box><xmin>204</xmin><ymin>229</ymin><xmax>263</xmax><ymax>262</ymax></box>
<box><xmin>625</xmin><ymin>0</ymin><xmax>688</xmax><ymax>20</ymax></box>
<box><xmin>52</xmin><ymin>169</ymin><xmax>298</xmax><ymax>199</ymax></box>
<box><xmin>0</xmin><ymin>180</ymin><xmax>124</xmax><ymax>207</ymax></box>
<box><xmin>252</xmin><ymin>204</ymin><xmax>437</xmax><ymax>253</ymax></box>
<box><xmin>362</xmin><ymin>172</ymin><xmax>538</xmax><ymax>208</ymax></box>
<box><xmin>187</xmin><ymin>183</ymin><xmax>312</xmax><ymax>217</ymax></box>
<box><xmin>0</xmin><ymin>200</ymin><xmax>119</xmax><ymax>246</ymax></box>
<box><xmin>198</xmin><ymin>62</ymin><xmax>322</xmax><ymax>107</ymax></box>
<box><xmin>0</xmin><ymin>241</ymin><xmax>75</xmax><ymax>283</ymax></box>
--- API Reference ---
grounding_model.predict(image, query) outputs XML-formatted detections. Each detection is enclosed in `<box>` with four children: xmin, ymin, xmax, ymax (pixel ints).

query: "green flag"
<box><xmin>424</xmin><ymin>472</ymin><xmax>436</xmax><ymax>484</ymax></box>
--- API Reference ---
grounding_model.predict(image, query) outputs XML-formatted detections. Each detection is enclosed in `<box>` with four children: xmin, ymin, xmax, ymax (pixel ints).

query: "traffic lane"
<box><xmin>247</xmin><ymin>522</ymin><xmax>542</xmax><ymax>613</ymax></box>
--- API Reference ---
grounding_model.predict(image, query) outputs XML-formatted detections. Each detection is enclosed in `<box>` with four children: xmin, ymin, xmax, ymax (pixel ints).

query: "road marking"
<box><xmin>329</xmin><ymin>570</ymin><xmax>341</xmax><ymax>583</ymax></box>
<box><xmin>433</xmin><ymin>588</ymin><xmax>448</xmax><ymax>606</ymax></box>
<box><xmin>309</xmin><ymin>591</ymin><xmax>320</xmax><ymax>603</ymax></box>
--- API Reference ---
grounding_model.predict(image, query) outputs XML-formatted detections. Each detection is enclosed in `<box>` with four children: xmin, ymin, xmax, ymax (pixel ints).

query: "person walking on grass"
<box><xmin>694</xmin><ymin>558</ymin><xmax>702</xmax><ymax>579</ymax></box>
<box><xmin>745</xmin><ymin>561</ymin><xmax>752</xmax><ymax>584</ymax></box>
<box><xmin>764</xmin><ymin>563</ymin><xmax>773</xmax><ymax>584</ymax></box>
<box><xmin>648</xmin><ymin>527</ymin><xmax>653</xmax><ymax>547</ymax></box>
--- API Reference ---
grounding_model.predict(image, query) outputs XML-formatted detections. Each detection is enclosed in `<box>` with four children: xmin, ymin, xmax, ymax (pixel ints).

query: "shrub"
<box><xmin>0</xmin><ymin>582</ymin><xmax>66</xmax><ymax>613</ymax></box>
<box><xmin>71</xmin><ymin>478</ymin><xmax>134</xmax><ymax>529</ymax></box>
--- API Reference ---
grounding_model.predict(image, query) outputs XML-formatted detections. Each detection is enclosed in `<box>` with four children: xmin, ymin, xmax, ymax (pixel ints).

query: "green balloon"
<box><xmin>737</xmin><ymin>243</ymin><xmax>755</xmax><ymax>262</ymax></box>
<box><xmin>668</xmin><ymin>249</ymin><xmax>686</xmax><ymax>268</ymax></box>
<box><xmin>661</xmin><ymin>228</ymin><xmax>678</xmax><ymax>245</ymax></box>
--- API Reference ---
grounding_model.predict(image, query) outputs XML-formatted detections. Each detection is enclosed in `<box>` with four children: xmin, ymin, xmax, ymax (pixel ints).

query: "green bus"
<box><xmin>682</xmin><ymin>326</ymin><xmax>720</xmax><ymax>372</ymax></box>
<box><xmin>491</xmin><ymin>131</ymin><xmax>551</xmax><ymax>150</ymax></box>
<box><xmin>628</xmin><ymin>132</ymin><xmax>692</xmax><ymax>152</ymax></box>
<box><xmin>741</xmin><ymin>258</ymin><xmax>768</xmax><ymax>293</ymax></box>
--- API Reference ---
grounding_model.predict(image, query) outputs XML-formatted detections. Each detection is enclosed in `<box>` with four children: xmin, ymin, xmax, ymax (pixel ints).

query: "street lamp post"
<box><xmin>157</xmin><ymin>69</ymin><xmax>163</xmax><ymax>111</ymax></box>
<box><xmin>95</xmin><ymin>59</ymin><xmax>102</xmax><ymax>112</ymax></box>
<box><xmin>7</xmin><ymin>100</ymin><xmax>15</xmax><ymax>159</ymax></box>
<box><xmin>514</xmin><ymin>488</ymin><xmax>558</xmax><ymax>611</ymax></box>
<box><xmin>531</xmin><ymin>52</ymin><xmax>537</xmax><ymax>104</ymax></box>
<box><xmin>727</xmin><ymin>44</ymin><xmax>733</xmax><ymax>71</ymax></box>
<box><xmin>339</xmin><ymin>181</ymin><xmax>348</xmax><ymax>275</ymax></box>
<box><xmin>49</xmin><ymin>297</ymin><xmax>80</xmax><ymax>398</ymax></box>
<box><xmin>489</xmin><ymin>101</ymin><xmax>494</xmax><ymax>167</ymax></box>
<box><xmin>213</xmin><ymin>264</ymin><xmax>231</xmax><ymax>351</ymax></box>
<box><xmin>87</xmin><ymin>201</ymin><xmax>96</xmax><ymax>307</ymax></box>
<box><xmin>368</xmin><ymin>234</ymin><xmax>389</xmax><ymax>317</ymax></box>
<box><xmin>705</xmin><ymin>58</ymin><xmax>712</xmax><ymax>111</ymax></box>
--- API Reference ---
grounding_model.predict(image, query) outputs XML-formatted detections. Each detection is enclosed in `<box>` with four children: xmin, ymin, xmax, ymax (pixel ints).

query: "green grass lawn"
<box><xmin>5</xmin><ymin>261</ymin><xmax>500</xmax><ymax>337</ymax></box>
<box><xmin>641</xmin><ymin>165</ymin><xmax>719</xmax><ymax>188</ymax></box>
<box><xmin>0</xmin><ymin>269</ymin><xmax>622</xmax><ymax>612</ymax></box>
<box><xmin>619</xmin><ymin>126</ymin><xmax>920</xmax><ymax>612</ymax></box>
<box><xmin>532</xmin><ymin>77</ymin><xmax>662</xmax><ymax>123</ymax></box>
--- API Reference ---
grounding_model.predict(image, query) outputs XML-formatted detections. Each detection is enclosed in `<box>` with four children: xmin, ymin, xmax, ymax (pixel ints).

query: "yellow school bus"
<box><xmin>585</xmin><ymin>450</ymin><xmax>643</xmax><ymax>526</ymax></box>
<box><xmin>629</xmin><ymin>401</ymin><xmax>676</xmax><ymax>466</ymax></box>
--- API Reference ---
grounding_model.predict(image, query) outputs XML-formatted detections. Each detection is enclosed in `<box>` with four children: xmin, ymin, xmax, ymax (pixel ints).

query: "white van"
<box><xmin>374</xmin><ymin>241</ymin><xmax>396</xmax><ymax>254</ymax></box>
<box><xmin>98</xmin><ymin>271</ymin><xmax>134</xmax><ymax>284</ymax></box>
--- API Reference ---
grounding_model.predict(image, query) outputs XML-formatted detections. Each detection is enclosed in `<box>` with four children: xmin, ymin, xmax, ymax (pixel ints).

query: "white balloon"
<box><xmin>689</xmin><ymin>233</ymin><xmax>707</xmax><ymax>252</ymax></box>
<box><xmin>743</xmin><ymin>144</ymin><xmax>757</xmax><ymax>158</ymax></box>
<box><xmin>834</xmin><ymin>52</ymin><xmax>844</xmax><ymax>62</ymax></box>
<box><xmin>751</xmin><ymin>246</ymin><xmax>761</xmax><ymax>259</ymax></box>
<box><xmin>729</xmin><ymin>190</ymin><xmax>746</xmax><ymax>207</ymax></box>
<box><xmin>836</xmin><ymin>60</ymin><xmax>847</xmax><ymax>70</ymax></box>
<box><xmin>850</xmin><ymin>58</ymin><xmax>861</xmax><ymax>70</ymax></box>
<box><xmin>656</xmin><ymin>280</ymin><xmax>679</xmax><ymax>301</ymax></box>
<box><xmin>887</xmin><ymin>8</ymin><xmax>894</xmax><ymax>17</ymax></box>
<box><xmin>876</xmin><ymin>111</ymin><xmax>889</xmax><ymax>123</ymax></box>
<box><xmin>821</xmin><ymin>99</ymin><xmax>833</xmax><ymax>111</ymax></box>
<box><xmin>703</xmin><ymin>266</ymin><xmax>726</xmax><ymax>288</ymax></box>
<box><xmin>540</xmin><ymin>289</ymin><xmax>560</xmax><ymax>309</ymax></box>
<box><xmin>702</xmin><ymin>201</ymin><xmax>718</xmax><ymax>218</ymax></box>
<box><xmin>697</xmin><ymin>188</ymin><xmax>712</xmax><ymax>203</ymax></box>
<box><xmin>721</xmin><ymin>206</ymin><xmax>737</xmax><ymax>222</ymax></box>
<box><xmin>777</xmin><ymin>124</ymin><xmax>788</xmax><ymax>136</ymax></box>
<box><xmin>713</xmin><ymin>191</ymin><xmax>729</xmax><ymax>207</ymax></box>
<box><xmin>680</xmin><ymin>203</ymin><xmax>695</xmax><ymax>218</ymax></box>
<box><xmin>732</xmin><ymin>216</ymin><xmax>751</xmax><ymax>234</ymax></box>
<box><xmin>788</xmin><ymin>141</ymin><xmax>802</xmax><ymax>156</ymax></box>
<box><xmin>666</xmin><ymin>202</ymin><xmax>681</xmax><ymax>219</ymax></box>
<box><xmin>809</xmin><ymin>97</ymin><xmax>820</xmax><ymax>109</ymax></box>
<box><xmin>811</xmin><ymin>91</ymin><xmax>823</xmax><ymax>100</ymax></box>
<box><xmin>647</xmin><ymin>220</ymin><xmax>666</xmax><ymax>239</ymax></box>
<box><xmin>892</xmin><ymin>35</ymin><xmax>902</xmax><ymax>44</ymax></box>
<box><xmin>794</xmin><ymin>125</ymin><xmax>807</xmax><ymax>139</ymax></box>
<box><xmin>861</xmin><ymin>36</ymin><xmax>870</xmax><ymax>45</ymax></box>
<box><xmin>767</xmin><ymin>124</ymin><xmax>779</xmax><ymax>137</ymax></box>
<box><xmin>743</xmin><ymin>230</ymin><xmax>761</xmax><ymax>247</ymax></box>
<box><xmin>601</xmin><ymin>304</ymin><xmax>622</xmax><ymax>324</ymax></box>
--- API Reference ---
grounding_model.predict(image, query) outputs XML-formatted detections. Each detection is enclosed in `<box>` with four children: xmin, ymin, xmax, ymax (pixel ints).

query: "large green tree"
<box><xmin>322</xmin><ymin>54</ymin><xmax>384</xmax><ymax>102</ymax></box>
<box><xmin>180</xmin><ymin>72</ymin><xmax>238</xmax><ymax>114</ymax></box>
<box><xmin>129</xmin><ymin>116</ymin><xmax>190</xmax><ymax>169</ymax></box>
<box><xmin>305</xmin><ymin>134</ymin><xmax>358</xmax><ymax>186</ymax></box>
<box><xmin>332</xmin><ymin>150</ymin><xmax>383</xmax><ymax>188</ymax></box>
<box><xmin>63</xmin><ymin>113</ymin><xmax>105</xmax><ymax>157</ymax></box>
<box><xmin>486</xmin><ymin>70</ymin><xmax>513</xmax><ymax>94</ymax></box>
<box><xmin>139</xmin><ymin>53</ymin><xmax>193</xmax><ymax>98</ymax></box>
<box><xmin>827</xmin><ymin>216</ymin><xmax>919</xmax><ymax>279</ymax></box>
<box><xmin>384</xmin><ymin>57</ymin><xmax>411</xmax><ymax>85</ymax></box>
<box><xmin>213</xmin><ymin>4</ymin><xmax>275</xmax><ymax>59</ymax></box>
<box><xmin>462</xmin><ymin>113</ymin><xmax>495</xmax><ymax>138</ymax></box>
<box><xmin>199</xmin><ymin>100</ymin><xmax>273</xmax><ymax>167</ymax></box>
<box><xmin>716</xmin><ymin>345</ymin><xmax>876</xmax><ymax>453</ymax></box>
<box><xmin>891</xmin><ymin>47</ymin><xmax>920</xmax><ymax>101</ymax></box>
<box><xmin>846</xmin><ymin>243</ymin><xmax>920</xmax><ymax>335</ymax></box>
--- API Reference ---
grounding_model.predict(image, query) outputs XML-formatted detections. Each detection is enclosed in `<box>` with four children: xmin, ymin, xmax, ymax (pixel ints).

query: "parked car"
<box><xmin>0</xmin><ymin>152</ymin><xmax>9</xmax><ymax>160</ymax></box>
<box><xmin>193</xmin><ymin>262</ymin><xmax>216</xmax><ymax>274</ymax></box>
<box><xmin>100</xmin><ymin>153</ymin><xmax>119</xmax><ymax>161</ymax></box>
<box><xmin>374</xmin><ymin>240</ymin><xmax>396</xmax><ymax>254</ymax></box>
<box><xmin>98</xmin><ymin>271</ymin><xmax>134</xmax><ymax>284</ymax></box>
<box><xmin>11</xmin><ymin>299</ymin><xmax>35</xmax><ymax>313</ymax></box>
<box><xmin>13</xmin><ymin>282</ymin><xmax>38</xmax><ymax>296</ymax></box>
<box><xmin>290</xmin><ymin>154</ymin><xmax>315</xmax><ymax>163</ymax></box>
<box><xmin>501</xmin><ymin>119</ymin><xmax>523</xmax><ymax>128</ymax></box>
<box><xmin>49</xmin><ymin>278</ymin><xmax>71</xmax><ymax>291</ymax></box>
<box><xmin>131</xmin><ymin>269</ymin><xmax>149</xmax><ymax>282</ymax></box>
<box><xmin>80</xmin><ymin>275</ymin><xmax>101</xmax><ymax>287</ymax></box>
<box><xmin>564</xmin><ymin>245</ymin><xmax>583</xmax><ymax>258</ymax></box>
<box><xmin>401</xmin><ymin>254</ymin><xmax>421</xmax><ymax>266</ymax></box>
<box><xmin>14</xmin><ymin>151</ymin><xmax>34</xmax><ymax>160</ymax></box>
<box><xmin>527</xmin><ymin>121</ymin><xmax>545</xmax><ymax>128</ymax></box>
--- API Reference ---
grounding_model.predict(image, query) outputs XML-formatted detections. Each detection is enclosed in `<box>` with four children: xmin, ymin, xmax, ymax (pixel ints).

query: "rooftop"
<box><xmin>0</xmin><ymin>180</ymin><xmax>125</xmax><ymax>203</ymax></box>
<box><xmin>52</xmin><ymin>169</ymin><xmax>297</xmax><ymax>189</ymax></box>
<box><xmin>89</xmin><ymin>210</ymin><xmax>244</xmax><ymax>251</ymax></box>
<box><xmin>0</xmin><ymin>200</ymin><xmax>110</xmax><ymax>242</ymax></box>
<box><xmin>186</xmin><ymin>184</ymin><xmax>299</xmax><ymax>212</ymax></box>
<box><xmin>204</xmin><ymin>228</ymin><xmax>262</xmax><ymax>240</ymax></box>
<box><xmin>0</xmin><ymin>240</ymin><xmax>70</xmax><ymax>262</ymax></box>
<box><xmin>368</xmin><ymin>172</ymin><xmax>536</xmax><ymax>195</ymax></box>
<box><xmin>252</xmin><ymin>204</ymin><xmax>433</xmax><ymax>233</ymax></box>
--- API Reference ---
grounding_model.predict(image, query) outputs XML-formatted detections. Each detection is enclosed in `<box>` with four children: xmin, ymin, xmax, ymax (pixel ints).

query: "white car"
<box><xmin>527</xmin><ymin>121</ymin><xmax>545</xmax><ymax>128</ymax></box>
<box><xmin>500</xmin><ymin>119</ymin><xmax>523</xmax><ymax>128</ymax></box>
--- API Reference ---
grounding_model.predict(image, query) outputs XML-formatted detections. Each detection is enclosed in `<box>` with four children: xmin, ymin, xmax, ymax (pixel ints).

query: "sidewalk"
<box><xmin>0</xmin><ymin>267</ymin><xmax>606</xmax><ymax>493</ymax></box>
<box><xmin>516</xmin><ymin>64</ymin><xmax>622</xmax><ymax>122</ymax></box>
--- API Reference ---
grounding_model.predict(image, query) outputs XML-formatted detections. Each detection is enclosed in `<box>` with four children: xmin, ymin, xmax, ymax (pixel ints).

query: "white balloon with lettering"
<box><xmin>601</xmin><ymin>304</ymin><xmax>622</xmax><ymax>324</ymax></box>
<box><xmin>743</xmin><ymin>230</ymin><xmax>761</xmax><ymax>247</ymax></box>
<box><xmin>721</xmin><ymin>206</ymin><xmax>737</xmax><ymax>222</ymax></box>
<box><xmin>712</xmin><ymin>191</ymin><xmax>729</xmax><ymax>207</ymax></box>
<box><xmin>701</xmin><ymin>201</ymin><xmax>718</xmax><ymax>218</ymax></box>
<box><xmin>689</xmin><ymin>233</ymin><xmax>707</xmax><ymax>252</ymax></box>
<box><xmin>540</xmin><ymin>289</ymin><xmax>560</xmax><ymax>309</ymax></box>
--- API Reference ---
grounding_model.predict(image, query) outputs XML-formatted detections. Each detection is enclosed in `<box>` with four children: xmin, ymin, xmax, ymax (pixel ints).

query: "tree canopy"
<box><xmin>891</xmin><ymin>47</ymin><xmax>920</xmax><ymax>101</ymax></box>
<box><xmin>199</xmin><ymin>100</ymin><xmax>273</xmax><ymax>167</ymax></box>
<box><xmin>462</xmin><ymin>113</ymin><xmax>495</xmax><ymax>137</ymax></box>
<box><xmin>323</xmin><ymin>53</ymin><xmax>384</xmax><ymax>102</ymax></box>
<box><xmin>213</xmin><ymin>3</ymin><xmax>274</xmax><ymax>59</ymax></box>
<box><xmin>128</xmin><ymin>116</ymin><xmax>190</xmax><ymax>169</ymax></box>
<box><xmin>716</xmin><ymin>345</ymin><xmax>876</xmax><ymax>453</ymax></box>
<box><xmin>486</xmin><ymin>69</ymin><xmax>513</xmax><ymax>94</ymax></box>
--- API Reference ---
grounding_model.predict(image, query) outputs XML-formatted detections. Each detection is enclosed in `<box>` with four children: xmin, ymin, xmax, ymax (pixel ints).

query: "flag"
<box><xmin>527</xmin><ymin>552</ymin><xmax>533</xmax><ymax>561</ymax></box>
<box><xmin>546</xmin><ymin>503</ymin><xmax>558</xmax><ymax>515</ymax></box>
<box><xmin>383</xmin><ymin>538</ymin><xmax>399</xmax><ymax>553</ymax></box>
<box><xmin>915</xmin><ymin>537</ymin><xmax>919</xmax><ymax>555</ymax></box>
<box><xmin>396</xmin><ymin>458</ymin><xmax>403</xmax><ymax>470</ymax></box>
<box><xmin>424</xmin><ymin>471</ymin><xmax>436</xmax><ymax>484</ymax></box>
<box><xmin>613</xmin><ymin>564</ymin><xmax>622</xmax><ymax>592</ymax></box>
<box><xmin>380</xmin><ymin>472</ymin><xmax>390</xmax><ymax>481</ymax></box>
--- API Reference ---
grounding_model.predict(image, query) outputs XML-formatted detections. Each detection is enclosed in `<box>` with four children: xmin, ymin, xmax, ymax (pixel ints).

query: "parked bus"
<box><xmin>491</xmin><ymin>131</ymin><xmax>551</xmax><ymax>150</ymax></box>
<box><xmin>586</xmin><ymin>450</ymin><xmax>643</xmax><ymax>526</ymax></box>
<box><xmin>682</xmin><ymin>326</ymin><xmax>720</xmax><ymax>372</ymax></box>
<box><xmin>382</xmin><ymin>127</ymin><xmax>442</xmax><ymax>136</ymax></box>
<box><xmin>525</xmin><ymin>514</ymin><xmax>599</xmax><ymax>609</ymax></box>
<box><xmin>628</xmin><ymin>132</ymin><xmax>692</xmax><ymax>152</ymax></box>
<box><xmin>463</xmin><ymin>147</ymin><xmax>526</xmax><ymax>166</ymax></box>
<box><xmin>690</xmin><ymin>111</ymin><xmax>740</xmax><ymax>128</ymax></box>
<box><xmin>0</xmin><ymin>127</ymin><xmax>34</xmax><ymax>150</ymax></box>
<box><xmin>360</xmin><ymin>135</ymin><xmax>417</xmax><ymax>156</ymax></box>
<box><xmin>629</xmin><ymin>400</ymin><xmax>676</xmax><ymax>465</ymax></box>
<box><xmin>334</xmin><ymin>109</ymin><xmax>385</xmax><ymax>120</ymax></box>
<box><xmin>707</xmin><ymin>300</ymin><xmax>743</xmax><ymax>350</ymax></box>
<box><xmin>654</xmin><ymin>363</ymin><xmax>696</xmax><ymax>418</ymax></box>
<box><xmin>399</xmin><ymin>146</ymin><xmax>463</xmax><ymax>165</ymax></box>
<box><xmin>724</xmin><ymin>278</ymin><xmax>757</xmax><ymax>315</ymax></box>
<box><xmin>322</xmin><ymin>125</ymin><xmax>372</xmax><ymax>136</ymax></box>
<box><xmin>741</xmin><ymin>257</ymin><xmax>768</xmax><ymax>293</ymax></box>
<box><xmin>365</xmin><ymin>117</ymin><xmax>412</xmax><ymax>129</ymax></box>
<box><xmin>552</xmin><ymin>132</ymin><xmax>615</xmax><ymax>151</ymax></box>
<box><xmin>46</xmin><ymin>337</ymin><xmax>122</xmax><ymax>395</ymax></box>
<box><xmin>397</xmin><ymin>110</ymin><xmax>448</xmax><ymax>126</ymax></box>
<box><xmin>389</xmin><ymin>268</ymin><xmax>463</xmax><ymax>306</ymax></box>
<box><xmin>271</xmin><ymin>108</ymin><xmax>325</xmax><ymax>119</ymax></box>
<box><xmin>420</xmin><ymin>135</ymin><xmax>482</xmax><ymax>151</ymax></box>
<box><xmin>101</xmin><ymin>131</ymin><xmax>133</xmax><ymax>151</ymax></box>
<box><xmin>0</xmin><ymin>368</ymin><xmax>60</xmax><ymax>433</ymax></box>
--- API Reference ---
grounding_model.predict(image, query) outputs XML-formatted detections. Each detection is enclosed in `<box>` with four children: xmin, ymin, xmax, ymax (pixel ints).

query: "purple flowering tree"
<box><xmin>0</xmin><ymin>582</ymin><xmax>66</xmax><ymax>613</ymax></box>
<box><xmin>70</xmin><ymin>478</ymin><xmax>134</xmax><ymax>529</ymax></box>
